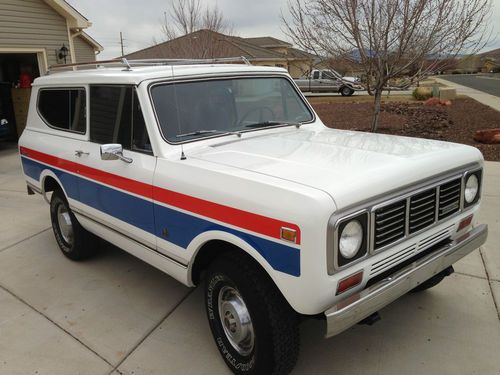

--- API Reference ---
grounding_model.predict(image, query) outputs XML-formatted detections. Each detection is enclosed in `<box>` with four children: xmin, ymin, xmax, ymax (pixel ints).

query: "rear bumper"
<box><xmin>324</xmin><ymin>224</ymin><xmax>488</xmax><ymax>338</ymax></box>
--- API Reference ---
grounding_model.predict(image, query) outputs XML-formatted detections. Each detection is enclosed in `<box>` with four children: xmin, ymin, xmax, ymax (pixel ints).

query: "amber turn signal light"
<box><xmin>336</xmin><ymin>270</ymin><xmax>364</xmax><ymax>295</ymax></box>
<box><xmin>458</xmin><ymin>215</ymin><xmax>473</xmax><ymax>232</ymax></box>
<box><xmin>280</xmin><ymin>227</ymin><xmax>297</xmax><ymax>243</ymax></box>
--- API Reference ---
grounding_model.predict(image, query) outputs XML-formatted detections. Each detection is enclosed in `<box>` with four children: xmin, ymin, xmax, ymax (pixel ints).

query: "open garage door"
<box><xmin>0</xmin><ymin>52</ymin><xmax>42</xmax><ymax>140</ymax></box>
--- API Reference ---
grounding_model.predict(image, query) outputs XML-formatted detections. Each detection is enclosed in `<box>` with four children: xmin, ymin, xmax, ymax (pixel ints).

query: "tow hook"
<box><xmin>358</xmin><ymin>311</ymin><xmax>381</xmax><ymax>326</ymax></box>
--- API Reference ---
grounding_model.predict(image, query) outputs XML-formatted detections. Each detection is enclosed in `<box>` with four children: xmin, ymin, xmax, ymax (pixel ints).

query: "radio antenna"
<box><xmin>171</xmin><ymin>65</ymin><xmax>186</xmax><ymax>160</ymax></box>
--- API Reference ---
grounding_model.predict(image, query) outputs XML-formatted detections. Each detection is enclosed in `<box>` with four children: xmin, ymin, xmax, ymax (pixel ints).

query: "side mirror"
<box><xmin>100</xmin><ymin>144</ymin><xmax>132</xmax><ymax>163</ymax></box>
<box><xmin>0</xmin><ymin>119</ymin><xmax>8</xmax><ymax>126</ymax></box>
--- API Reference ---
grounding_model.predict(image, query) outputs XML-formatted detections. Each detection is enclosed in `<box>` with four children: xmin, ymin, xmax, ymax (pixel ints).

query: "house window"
<box><xmin>37</xmin><ymin>88</ymin><xmax>86</xmax><ymax>133</ymax></box>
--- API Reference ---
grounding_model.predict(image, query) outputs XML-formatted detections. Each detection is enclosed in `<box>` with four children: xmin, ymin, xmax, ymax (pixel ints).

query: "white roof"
<box><xmin>34</xmin><ymin>65</ymin><xmax>288</xmax><ymax>86</ymax></box>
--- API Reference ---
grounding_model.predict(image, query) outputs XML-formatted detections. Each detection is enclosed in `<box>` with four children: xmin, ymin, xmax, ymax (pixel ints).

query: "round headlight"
<box><xmin>339</xmin><ymin>220</ymin><xmax>363</xmax><ymax>259</ymax></box>
<box><xmin>464</xmin><ymin>174</ymin><xmax>479</xmax><ymax>204</ymax></box>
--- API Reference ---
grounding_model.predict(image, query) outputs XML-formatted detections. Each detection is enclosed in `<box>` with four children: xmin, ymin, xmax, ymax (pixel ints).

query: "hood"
<box><xmin>189</xmin><ymin>126</ymin><xmax>482</xmax><ymax>210</ymax></box>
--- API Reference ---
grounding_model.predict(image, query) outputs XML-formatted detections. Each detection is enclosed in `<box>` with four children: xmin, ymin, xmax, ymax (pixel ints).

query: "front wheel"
<box><xmin>205</xmin><ymin>253</ymin><xmax>299</xmax><ymax>375</ymax></box>
<box><xmin>50</xmin><ymin>189</ymin><xmax>96</xmax><ymax>260</ymax></box>
<box><xmin>340</xmin><ymin>86</ymin><xmax>355</xmax><ymax>96</ymax></box>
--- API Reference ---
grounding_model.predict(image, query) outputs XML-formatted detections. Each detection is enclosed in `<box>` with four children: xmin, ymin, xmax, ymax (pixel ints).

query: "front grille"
<box><xmin>374</xmin><ymin>200</ymin><xmax>406</xmax><ymax>249</ymax></box>
<box><xmin>409</xmin><ymin>188</ymin><xmax>436</xmax><ymax>234</ymax></box>
<box><xmin>438</xmin><ymin>178</ymin><xmax>461</xmax><ymax>219</ymax></box>
<box><xmin>373</xmin><ymin>178</ymin><xmax>463</xmax><ymax>250</ymax></box>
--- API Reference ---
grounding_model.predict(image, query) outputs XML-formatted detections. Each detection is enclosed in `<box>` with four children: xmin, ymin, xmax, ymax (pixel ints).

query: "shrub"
<box><xmin>412</xmin><ymin>87</ymin><xmax>433</xmax><ymax>100</ymax></box>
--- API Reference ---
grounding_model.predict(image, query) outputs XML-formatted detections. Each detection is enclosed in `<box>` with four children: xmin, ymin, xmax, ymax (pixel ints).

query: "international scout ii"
<box><xmin>19</xmin><ymin>58</ymin><xmax>488</xmax><ymax>375</ymax></box>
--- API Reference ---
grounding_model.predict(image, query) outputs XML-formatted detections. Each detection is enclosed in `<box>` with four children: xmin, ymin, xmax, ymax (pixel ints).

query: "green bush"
<box><xmin>412</xmin><ymin>87</ymin><xmax>433</xmax><ymax>100</ymax></box>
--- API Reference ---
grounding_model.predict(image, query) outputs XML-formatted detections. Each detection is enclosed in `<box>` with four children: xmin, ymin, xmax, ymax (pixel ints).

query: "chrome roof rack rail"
<box><xmin>47</xmin><ymin>56</ymin><xmax>252</xmax><ymax>74</ymax></box>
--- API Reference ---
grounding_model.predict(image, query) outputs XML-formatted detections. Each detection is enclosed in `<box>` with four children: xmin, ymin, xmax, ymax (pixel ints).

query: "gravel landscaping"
<box><xmin>312</xmin><ymin>98</ymin><xmax>500</xmax><ymax>161</ymax></box>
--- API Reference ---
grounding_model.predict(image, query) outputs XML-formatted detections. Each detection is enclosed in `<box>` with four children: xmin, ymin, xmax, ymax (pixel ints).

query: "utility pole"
<box><xmin>120</xmin><ymin>31</ymin><xmax>124</xmax><ymax>56</ymax></box>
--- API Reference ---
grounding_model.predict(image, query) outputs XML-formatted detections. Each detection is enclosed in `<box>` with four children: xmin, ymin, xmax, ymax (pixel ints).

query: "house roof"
<box><xmin>124</xmin><ymin>30</ymin><xmax>313</xmax><ymax>62</ymax></box>
<box><xmin>79</xmin><ymin>32</ymin><xmax>104</xmax><ymax>52</ymax></box>
<box><xmin>243</xmin><ymin>36</ymin><xmax>292</xmax><ymax>48</ymax></box>
<box><xmin>44</xmin><ymin>0</ymin><xmax>91</xmax><ymax>29</ymax></box>
<box><xmin>478</xmin><ymin>48</ymin><xmax>500</xmax><ymax>60</ymax></box>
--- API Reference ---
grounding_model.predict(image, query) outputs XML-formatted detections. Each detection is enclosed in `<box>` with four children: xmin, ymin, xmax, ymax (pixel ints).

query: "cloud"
<box><xmin>68</xmin><ymin>0</ymin><xmax>500</xmax><ymax>59</ymax></box>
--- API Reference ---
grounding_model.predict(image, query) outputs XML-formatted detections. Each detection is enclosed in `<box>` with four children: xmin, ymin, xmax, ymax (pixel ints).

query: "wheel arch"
<box><xmin>40</xmin><ymin>170</ymin><xmax>67</xmax><ymax>203</ymax></box>
<box><xmin>187</xmin><ymin>231</ymin><xmax>292</xmax><ymax>304</ymax></box>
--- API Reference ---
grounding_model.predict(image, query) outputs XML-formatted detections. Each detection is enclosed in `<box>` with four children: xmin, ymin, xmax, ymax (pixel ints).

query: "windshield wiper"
<box><xmin>244</xmin><ymin>121</ymin><xmax>303</xmax><ymax>129</ymax></box>
<box><xmin>176</xmin><ymin>129</ymin><xmax>242</xmax><ymax>138</ymax></box>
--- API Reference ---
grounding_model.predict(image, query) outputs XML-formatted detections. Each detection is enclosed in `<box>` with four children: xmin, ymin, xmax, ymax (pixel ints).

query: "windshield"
<box><xmin>151</xmin><ymin>76</ymin><xmax>314</xmax><ymax>143</ymax></box>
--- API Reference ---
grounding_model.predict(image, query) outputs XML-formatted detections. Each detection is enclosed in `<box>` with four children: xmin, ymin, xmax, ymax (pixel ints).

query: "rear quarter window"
<box><xmin>37</xmin><ymin>88</ymin><xmax>86</xmax><ymax>133</ymax></box>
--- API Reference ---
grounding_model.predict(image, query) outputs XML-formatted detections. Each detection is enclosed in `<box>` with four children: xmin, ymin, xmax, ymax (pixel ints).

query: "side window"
<box><xmin>312</xmin><ymin>71</ymin><xmax>320</xmax><ymax>79</ymax></box>
<box><xmin>90</xmin><ymin>86</ymin><xmax>151</xmax><ymax>153</ymax></box>
<box><xmin>38</xmin><ymin>88</ymin><xmax>86</xmax><ymax>133</ymax></box>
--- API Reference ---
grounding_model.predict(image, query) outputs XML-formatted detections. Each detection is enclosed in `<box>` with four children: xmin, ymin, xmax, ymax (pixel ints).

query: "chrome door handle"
<box><xmin>75</xmin><ymin>150</ymin><xmax>89</xmax><ymax>157</ymax></box>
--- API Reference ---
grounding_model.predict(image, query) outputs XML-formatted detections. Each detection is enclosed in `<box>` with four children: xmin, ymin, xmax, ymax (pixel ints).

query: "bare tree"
<box><xmin>160</xmin><ymin>0</ymin><xmax>232</xmax><ymax>40</ymax></box>
<box><xmin>282</xmin><ymin>0</ymin><xmax>492</xmax><ymax>131</ymax></box>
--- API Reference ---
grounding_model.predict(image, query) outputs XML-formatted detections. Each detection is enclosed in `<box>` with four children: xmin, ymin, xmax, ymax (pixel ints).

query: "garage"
<box><xmin>0</xmin><ymin>52</ymin><xmax>42</xmax><ymax>140</ymax></box>
<box><xmin>0</xmin><ymin>0</ymin><xmax>102</xmax><ymax>141</ymax></box>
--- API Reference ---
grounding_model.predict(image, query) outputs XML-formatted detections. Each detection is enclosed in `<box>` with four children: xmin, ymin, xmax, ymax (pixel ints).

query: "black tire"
<box><xmin>411</xmin><ymin>266</ymin><xmax>453</xmax><ymax>293</ymax></box>
<box><xmin>340</xmin><ymin>86</ymin><xmax>354</xmax><ymax>96</ymax></box>
<box><xmin>205</xmin><ymin>253</ymin><xmax>299</xmax><ymax>375</ymax></box>
<box><xmin>50</xmin><ymin>189</ymin><xmax>96</xmax><ymax>261</ymax></box>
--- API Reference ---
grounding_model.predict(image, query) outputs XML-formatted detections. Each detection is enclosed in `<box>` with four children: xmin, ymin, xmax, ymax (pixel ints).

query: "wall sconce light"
<box><xmin>56</xmin><ymin>44</ymin><xmax>69</xmax><ymax>64</ymax></box>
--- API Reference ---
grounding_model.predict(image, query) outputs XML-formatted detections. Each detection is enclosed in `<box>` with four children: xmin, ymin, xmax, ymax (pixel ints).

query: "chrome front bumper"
<box><xmin>325</xmin><ymin>224</ymin><xmax>488</xmax><ymax>338</ymax></box>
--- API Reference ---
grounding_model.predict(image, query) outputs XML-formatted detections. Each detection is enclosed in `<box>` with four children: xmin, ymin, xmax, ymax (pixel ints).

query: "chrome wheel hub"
<box><xmin>57</xmin><ymin>205</ymin><xmax>73</xmax><ymax>246</ymax></box>
<box><xmin>218</xmin><ymin>286</ymin><xmax>255</xmax><ymax>356</ymax></box>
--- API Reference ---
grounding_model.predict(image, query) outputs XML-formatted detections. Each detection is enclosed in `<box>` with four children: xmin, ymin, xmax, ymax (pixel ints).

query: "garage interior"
<box><xmin>0</xmin><ymin>53</ymin><xmax>40</xmax><ymax>140</ymax></box>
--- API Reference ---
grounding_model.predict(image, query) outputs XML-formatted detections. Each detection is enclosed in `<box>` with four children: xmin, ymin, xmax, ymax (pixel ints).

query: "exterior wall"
<box><xmin>73</xmin><ymin>35</ymin><xmax>95</xmax><ymax>62</ymax></box>
<box><xmin>0</xmin><ymin>0</ymin><xmax>70</xmax><ymax>67</ymax></box>
<box><xmin>288</xmin><ymin>61</ymin><xmax>312</xmax><ymax>78</ymax></box>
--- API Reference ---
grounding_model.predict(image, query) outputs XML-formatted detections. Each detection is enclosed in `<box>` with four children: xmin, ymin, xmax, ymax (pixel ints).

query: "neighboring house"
<box><xmin>123</xmin><ymin>30</ymin><xmax>316</xmax><ymax>78</ymax></box>
<box><xmin>0</xmin><ymin>0</ymin><xmax>102</xmax><ymax>139</ymax></box>
<box><xmin>478</xmin><ymin>48</ymin><xmax>500</xmax><ymax>73</ymax></box>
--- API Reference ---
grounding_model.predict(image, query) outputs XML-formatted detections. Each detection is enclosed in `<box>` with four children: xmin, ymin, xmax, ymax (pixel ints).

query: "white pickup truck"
<box><xmin>19</xmin><ymin>59</ymin><xmax>487</xmax><ymax>375</ymax></box>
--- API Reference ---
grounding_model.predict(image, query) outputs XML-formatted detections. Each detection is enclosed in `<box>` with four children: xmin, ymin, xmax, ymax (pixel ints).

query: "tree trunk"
<box><xmin>371</xmin><ymin>88</ymin><xmax>383</xmax><ymax>132</ymax></box>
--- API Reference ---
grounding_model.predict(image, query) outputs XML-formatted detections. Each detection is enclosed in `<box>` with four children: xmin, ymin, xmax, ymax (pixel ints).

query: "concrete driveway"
<box><xmin>1</xmin><ymin>143</ymin><xmax>499</xmax><ymax>375</ymax></box>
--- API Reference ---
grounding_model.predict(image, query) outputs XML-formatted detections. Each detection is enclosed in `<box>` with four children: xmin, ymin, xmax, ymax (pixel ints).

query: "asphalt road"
<box><xmin>440</xmin><ymin>74</ymin><xmax>500</xmax><ymax>97</ymax></box>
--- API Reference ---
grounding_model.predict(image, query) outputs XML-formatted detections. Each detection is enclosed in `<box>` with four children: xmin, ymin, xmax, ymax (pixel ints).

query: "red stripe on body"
<box><xmin>20</xmin><ymin>146</ymin><xmax>301</xmax><ymax>244</ymax></box>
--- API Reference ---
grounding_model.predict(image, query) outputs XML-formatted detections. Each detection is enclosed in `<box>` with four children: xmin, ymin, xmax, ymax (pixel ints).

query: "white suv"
<box><xmin>19</xmin><ymin>59</ymin><xmax>488</xmax><ymax>375</ymax></box>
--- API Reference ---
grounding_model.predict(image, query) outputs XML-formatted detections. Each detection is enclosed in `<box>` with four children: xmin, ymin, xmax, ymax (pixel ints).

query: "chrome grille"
<box><xmin>373</xmin><ymin>177</ymin><xmax>464</xmax><ymax>250</ymax></box>
<box><xmin>370</xmin><ymin>225</ymin><xmax>454</xmax><ymax>277</ymax></box>
<box><xmin>438</xmin><ymin>178</ymin><xmax>461</xmax><ymax>219</ymax></box>
<box><xmin>409</xmin><ymin>188</ymin><xmax>436</xmax><ymax>234</ymax></box>
<box><xmin>374</xmin><ymin>200</ymin><xmax>406</xmax><ymax>250</ymax></box>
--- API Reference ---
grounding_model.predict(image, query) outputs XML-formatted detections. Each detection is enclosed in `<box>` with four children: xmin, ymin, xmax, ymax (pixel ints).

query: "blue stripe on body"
<box><xmin>21</xmin><ymin>156</ymin><xmax>80</xmax><ymax>199</ymax></box>
<box><xmin>20</xmin><ymin>157</ymin><xmax>300</xmax><ymax>276</ymax></box>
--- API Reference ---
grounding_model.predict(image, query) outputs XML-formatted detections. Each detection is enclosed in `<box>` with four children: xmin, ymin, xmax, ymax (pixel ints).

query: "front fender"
<box><xmin>186</xmin><ymin>230</ymin><xmax>300</xmax><ymax>308</ymax></box>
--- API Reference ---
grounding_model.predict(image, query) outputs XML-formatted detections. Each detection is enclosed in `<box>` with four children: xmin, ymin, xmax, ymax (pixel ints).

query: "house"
<box><xmin>0</xmin><ymin>0</ymin><xmax>103</xmax><ymax>139</ymax></box>
<box><xmin>478</xmin><ymin>48</ymin><xmax>500</xmax><ymax>73</ymax></box>
<box><xmin>123</xmin><ymin>30</ymin><xmax>316</xmax><ymax>78</ymax></box>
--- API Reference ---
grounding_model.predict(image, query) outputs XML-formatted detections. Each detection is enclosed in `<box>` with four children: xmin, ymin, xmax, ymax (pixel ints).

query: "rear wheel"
<box><xmin>50</xmin><ymin>189</ymin><xmax>96</xmax><ymax>260</ymax></box>
<box><xmin>205</xmin><ymin>253</ymin><xmax>299</xmax><ymax>375</ymax></box>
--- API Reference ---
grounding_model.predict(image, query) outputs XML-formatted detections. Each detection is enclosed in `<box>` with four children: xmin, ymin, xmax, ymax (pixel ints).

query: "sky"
<box><xmin>67</xmin><ymin>0</ymin><xmax>500</xmax><ymax>60</ymax></box>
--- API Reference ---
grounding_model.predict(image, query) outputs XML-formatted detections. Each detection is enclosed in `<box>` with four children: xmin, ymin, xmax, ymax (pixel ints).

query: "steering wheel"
<box><xmin>238</xmin><ymin>106</ymin><xmax>276</xmax><ymax>126</ymax></box>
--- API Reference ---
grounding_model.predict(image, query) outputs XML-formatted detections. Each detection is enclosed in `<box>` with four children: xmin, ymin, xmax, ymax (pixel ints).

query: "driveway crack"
<box><xmin>107</xmin><ymin>288</ymin><xmax>196</xmax><ymax>375</ymax></box>
<box><xmin>479</xmin><ymin>247</ymin><xmax>500</xmax><ymax>322</ymax></box>
<box><xmin>0</xmin><ymin>227</ymin><xmax>51</xmax><ymax>253</ymax></box>
<box><xmin>0</xmin><ymin>283</ymin><xmax>114</xmax><ymax>370</ymax></box>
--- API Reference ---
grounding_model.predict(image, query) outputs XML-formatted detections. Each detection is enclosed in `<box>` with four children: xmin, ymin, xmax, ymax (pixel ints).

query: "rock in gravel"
<box><xmin>473</xmin><ymin>129</ymin><xmax>500</xmax><ymax>144</ymax></box>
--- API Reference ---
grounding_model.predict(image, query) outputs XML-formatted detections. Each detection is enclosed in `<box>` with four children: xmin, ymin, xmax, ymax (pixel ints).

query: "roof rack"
<box><xmin>47</xmin><ymin>57</ymin><xmax>252</xmax><ymax>74</ymax></box>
